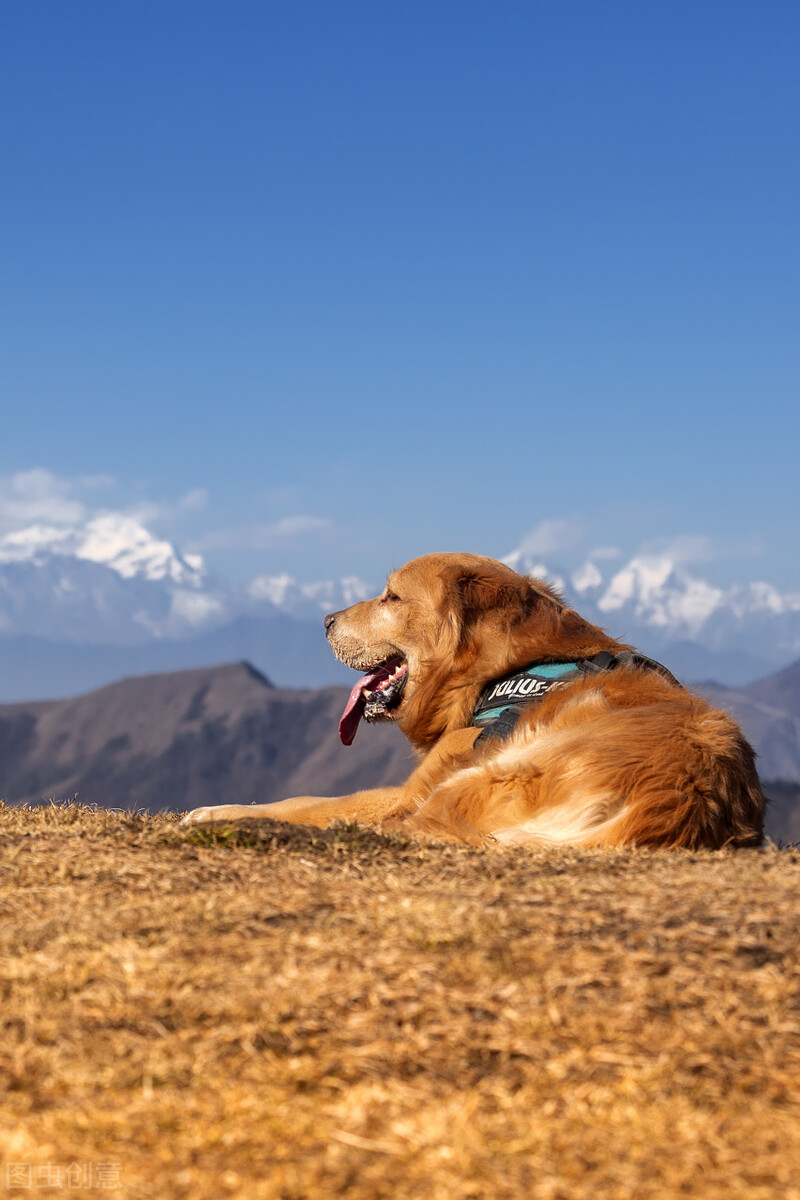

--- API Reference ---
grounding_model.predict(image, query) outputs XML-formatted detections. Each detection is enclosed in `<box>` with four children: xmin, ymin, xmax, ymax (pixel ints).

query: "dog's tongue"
<box><xmin>339</xmin><ymin>664</ymin><xmax>392</xmax><ymax>745</ymax></box>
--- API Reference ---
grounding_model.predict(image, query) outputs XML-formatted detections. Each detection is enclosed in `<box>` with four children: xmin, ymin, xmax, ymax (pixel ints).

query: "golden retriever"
<box><xmin>181</xmin><ymin>553</ymin><xmax>765</xmax><ymax>848</ymax></box>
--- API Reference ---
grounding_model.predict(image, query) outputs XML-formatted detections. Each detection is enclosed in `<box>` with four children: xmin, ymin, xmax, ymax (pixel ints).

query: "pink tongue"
<box><xmin>339</xmin><ymin>665</ymin><xmax>392</xmax><ymax>745</ymax></box>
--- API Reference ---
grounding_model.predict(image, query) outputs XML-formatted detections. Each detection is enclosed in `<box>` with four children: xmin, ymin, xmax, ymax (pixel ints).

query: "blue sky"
<box><xmin>1</xmin><ymin>1</ymin><xmax>798</xmax><ymax>589</ymax></box>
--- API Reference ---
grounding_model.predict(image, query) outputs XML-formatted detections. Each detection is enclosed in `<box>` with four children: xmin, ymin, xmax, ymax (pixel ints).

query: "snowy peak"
<box><xmin>571</xmin><ymin>560</ymin><xmax>603</xmax><ymax>592</ymax></box>
<box><xmin>595</xmin><ymin>555</ymin><xmax>725</xmax><ymax>637</ymax></box>
<box><xmin>0</xmin><ymin>515</ymin><xmax>223</xmax><ymax>644</ymax></box>
<box><xmin>592</xmin><ymin>554</ymin><xmax>800</xmax><ymax>635</ymax></box>
<box><xmin>0</xmin><ymin>513</ymin><xmax>374</xmax><ymax>643</ymax></box>
<box><xmin>0</xmin><ymin>515</ymin><xmax>206</xmax><ymax>587</ymax></box>
<box><xmin>502</xmin><ymin>545</ymin><xmax>800</xmax><ymax>666</ymax></box>
<box><xmin>75</xmin><ymin>515</ymin><xmax>206</xmax><ymax>585</ymax></box>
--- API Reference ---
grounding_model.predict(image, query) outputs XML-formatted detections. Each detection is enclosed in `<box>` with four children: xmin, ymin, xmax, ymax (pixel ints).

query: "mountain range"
<box><xmin>0</xmin><ymin>659</ymin><xmax>797</xmax><ymax>844</ymax></box>
<box><xmin>503</xmin><ymin>548</ymin><xmax>800</xmax><ymax>685</ymax></box>
<box><xmin>2</xmin><ymin>515</ymin><xmax>800</xmax><ymax>699</ymax></box>
<box><xmin>701</xmin><ymin>658</ymin><xmax>800</xmax><ymax>785</ymax></box>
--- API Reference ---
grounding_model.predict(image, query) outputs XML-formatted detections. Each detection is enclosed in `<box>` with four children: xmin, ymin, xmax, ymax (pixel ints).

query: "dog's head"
<box><xmin>326</xmin><ymin>552</ymin><xmax>623</xmax><ymax>748</ymax></box>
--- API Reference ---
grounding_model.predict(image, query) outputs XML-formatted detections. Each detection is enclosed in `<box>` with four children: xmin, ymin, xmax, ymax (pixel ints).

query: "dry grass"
<box><xmin>1</xmin><ymin>802</ymin><xmax>799</xmax><ymax>1199</ymax></box>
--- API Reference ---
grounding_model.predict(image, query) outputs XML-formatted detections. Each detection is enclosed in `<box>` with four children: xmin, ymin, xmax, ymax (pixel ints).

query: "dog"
<box><xmin>181</xmin><ymin>552</ymin><xmax>765</xmax><ymax>848</ymax></box>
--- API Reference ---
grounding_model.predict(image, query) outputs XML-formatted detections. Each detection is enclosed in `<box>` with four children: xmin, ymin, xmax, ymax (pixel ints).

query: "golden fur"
<box><xmin>182</xmin><ymin>553</ymin><xmax>765</xmax><ymax>849</ymax></box>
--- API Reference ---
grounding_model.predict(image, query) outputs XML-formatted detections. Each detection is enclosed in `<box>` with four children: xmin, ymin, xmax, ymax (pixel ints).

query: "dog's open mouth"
<box><xmin>339</xmin><ymin>656</ymin><xmax>409</xmax><ymax>745</ymax></box>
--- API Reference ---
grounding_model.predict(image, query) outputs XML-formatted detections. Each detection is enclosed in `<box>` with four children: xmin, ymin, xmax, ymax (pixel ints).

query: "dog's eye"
<box><xmin>383</xmin><ymin>591</ymin><xmax>401</xmax><ymax>603</ymax></box>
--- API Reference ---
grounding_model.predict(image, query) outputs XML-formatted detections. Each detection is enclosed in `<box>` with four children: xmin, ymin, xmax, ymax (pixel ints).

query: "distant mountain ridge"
<box><xmin>1</xmin><ymin>514</ymin><xmax>800</xmax><ymax>696</ymax></box>
<box><xmin>0</xmin><ymin>662</ymin><xmax>411</xmax><ymax>813</ymax></box>
<box><xmin>701</xmin><ymin>658</ymin><xmax>800</xmax><ymax>784</ymax></box>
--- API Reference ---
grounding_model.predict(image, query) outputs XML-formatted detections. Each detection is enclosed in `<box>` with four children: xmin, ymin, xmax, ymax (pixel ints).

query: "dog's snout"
<box><xmin>324</xmin><ymin>612</ymin><xmax>336</xmax><ymax>631</ymax></box>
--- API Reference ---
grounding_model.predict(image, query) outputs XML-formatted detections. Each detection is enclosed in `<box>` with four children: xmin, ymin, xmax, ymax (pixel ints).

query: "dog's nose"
<box><xmin>324</xmin><ymin>612</ymin><xmax>336</xmax><ymax>631</ymax></box>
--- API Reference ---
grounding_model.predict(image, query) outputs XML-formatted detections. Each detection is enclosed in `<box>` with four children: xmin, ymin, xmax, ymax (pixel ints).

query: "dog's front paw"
<box><xmin>179</xmin><ymin>804</ymin><xmax>255</xmax><ymax>829</ymax></box>
<box><xmin>180</xmin><ymin>806</ymin><xmax>217</xmax><ymax>829</ymax></box>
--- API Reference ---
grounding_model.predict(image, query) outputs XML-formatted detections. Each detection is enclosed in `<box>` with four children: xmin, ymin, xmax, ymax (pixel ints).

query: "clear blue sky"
<box><xmin>1</xmin><ymin>1</ymin><xmax>798</xmax><ymax>588</ymax></box>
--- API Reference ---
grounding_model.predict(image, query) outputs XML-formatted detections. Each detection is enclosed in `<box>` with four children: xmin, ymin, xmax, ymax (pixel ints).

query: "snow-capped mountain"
<box><xmin>503</xmin><ymin>547</ymin><xmax>800</xmax><ymax>681</ymax></box>
<box><xmin>1</xmin><ymin>514</ymin><xmax>800</xmax><ymax>685</ymax></box>
<box><xmin>0</xmin><ymin>514</ymin><xmax>206</xmax><ymax>583</ymax></box>
<box><xmin>0</xmin><ymin>515</ymin><xmax>227</xmax><ymax>643</ymax></box>
<box><xmin>0</xmin><ymin>513</ymin><xmax>375</xmax><ymax>647</ymax></box>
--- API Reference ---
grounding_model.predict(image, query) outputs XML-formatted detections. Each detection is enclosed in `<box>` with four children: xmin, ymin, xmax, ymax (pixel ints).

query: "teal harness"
<box><xmin>472</xmin><ymin>650</ymin><xmax>681</xmax><ymax>745</ymax></box>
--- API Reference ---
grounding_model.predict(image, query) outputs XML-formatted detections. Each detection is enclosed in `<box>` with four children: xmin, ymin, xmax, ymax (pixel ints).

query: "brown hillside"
<box><xmin>701</xmin><ymin>659</ymin><xmax>800</xmax><ymax>784</ymax></box>
<box><xmin>0</xmin><ymin>662</ymin><xmax>412</xmax><ymax>811</ymax></box>
<box><xmin>1</xmin><ymin>803</ymin><xmax>799</xmax><ymax>1199</ymax></box>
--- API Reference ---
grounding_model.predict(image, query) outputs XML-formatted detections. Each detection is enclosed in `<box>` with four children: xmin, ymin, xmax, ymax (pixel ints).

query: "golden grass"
<box><xmin>1</xmin><ymin>801</ymin><xmax>799</xmax><ymax>1199</ymax></box>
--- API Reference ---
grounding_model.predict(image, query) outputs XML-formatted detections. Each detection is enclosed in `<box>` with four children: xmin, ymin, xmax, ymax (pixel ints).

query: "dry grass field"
<box><xmin>1</xmin><ymin>802</ymin><xmax>799</xmax><ymax>1199</ymax></box>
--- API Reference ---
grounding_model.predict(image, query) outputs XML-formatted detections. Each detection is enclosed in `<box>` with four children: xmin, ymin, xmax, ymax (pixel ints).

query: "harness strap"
<box><xmin>608</xmin><ymin>649</ymin><xmax>680</xmax><ymax>688</ymax></box>
<box><xmin>473</xmin><ymin>649</ymin><xmax>680</xmax><ymax>747</ymax></box>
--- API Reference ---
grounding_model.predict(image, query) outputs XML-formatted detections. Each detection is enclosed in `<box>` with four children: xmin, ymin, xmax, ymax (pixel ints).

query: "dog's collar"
<box><xmin>472</xmin><ymin>651</ymin><xmax>680</xmax><ymax>744</ymax></box>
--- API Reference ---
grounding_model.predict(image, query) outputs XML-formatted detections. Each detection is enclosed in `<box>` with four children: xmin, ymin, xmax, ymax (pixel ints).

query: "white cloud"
<box><xmin>247</xmin><ymin>571</ymin><xmax>374</xmax><ymax>616</ymax></box>
<box><xmin>196</xmin><ymin>513</ymin><xmax>334</xmax><ymax>552</ymax></box>
<box><xmin>169</xmin><ymin>589</ymin><xmax>224</xmax><ymax>626</ymax></box>
<box><xmin>514</xmin><ymin>518</ymin><xmax>584</xmax><ymax>559</ymax></box>
<box><xmin>122</xmin><ymin>500</ymin><xmax>166</xmax><ymax>525</ymax></box>
<box><xmin>263</xmin><ymin>515</ymin><xmax>332</xmax><ymax>539</ymax></box>
<box><xmin>639</xmin><ymin>534</ymin><xmax>717</xmax><ymax>566</ymax></box>
<box><xmin>0</xmin><ymin>524</ymin><xmax>74</xmax><ymax>563</ymax></box>
<box><xmin>119</xmin><ymin>487</ymin><xmax>209</xmax><ymax>526</ymax></box>
<box><xmin>244</xmin><ymin>515</ymin><xmax>334</xmax><ymax>549</ymax></box>
<box><xmin>0</xmin><ymin>469</ymin><xmax>86</xmax><ymax>532</ymax></box>
<box><xmin>248</xmin><ymin>572</ymin><xmax>296</xmax><ymax>606</ymax></box>
<box><xmin>178</xmin><ymin>487</ymin><xmax>209</xmax><ymax>513</ymax></box>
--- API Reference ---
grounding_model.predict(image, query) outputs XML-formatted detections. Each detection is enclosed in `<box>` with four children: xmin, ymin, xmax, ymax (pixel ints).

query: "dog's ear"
<box><xmin>443</xmin><ymin>558</ymin><xmax>620</xmax><ymax>668</ymax></box>
<box><xmin>453</xmin><ymin>569</ymin><xmax>540</xmax><ymax>630</ymax></box>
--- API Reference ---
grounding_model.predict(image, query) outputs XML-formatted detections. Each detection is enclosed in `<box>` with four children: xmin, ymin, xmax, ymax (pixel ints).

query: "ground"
<box><xmin>1</xmin><ymin>802</ymin><xmax>799</xmax><ymax>1200</ymax></box>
